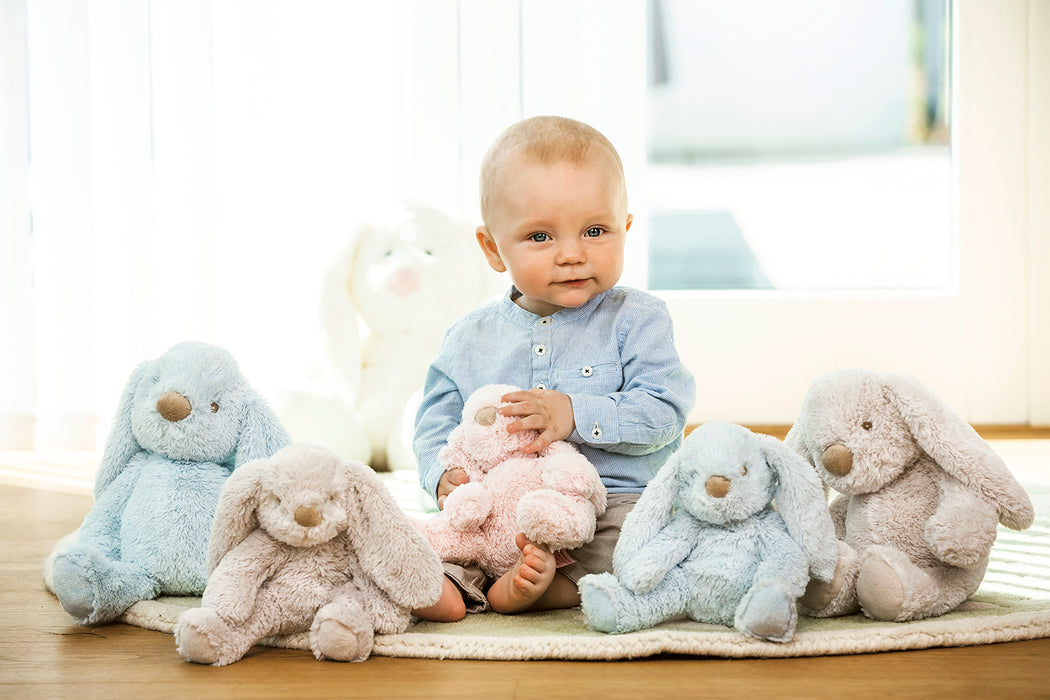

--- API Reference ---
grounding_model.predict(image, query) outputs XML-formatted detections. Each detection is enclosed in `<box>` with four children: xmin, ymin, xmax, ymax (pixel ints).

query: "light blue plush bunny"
<box><xmin>49</xmin><ymin>341</ymin><xmax>291</xmax><ymax>626</ymax></box>
<box><xmin>579</xmin><ymin>422</ymin><xmax>838</xmax><ymax>642</ymax></box>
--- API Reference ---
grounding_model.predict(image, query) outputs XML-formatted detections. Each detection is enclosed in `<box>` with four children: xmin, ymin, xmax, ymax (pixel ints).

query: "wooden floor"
<box><xmin>3</xmin><ymin>480</ymin><xmax>1050</xmax><ymax>699</ymax></box>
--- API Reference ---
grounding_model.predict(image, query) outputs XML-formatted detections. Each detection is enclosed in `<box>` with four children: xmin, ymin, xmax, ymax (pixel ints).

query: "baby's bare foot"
<box><xmin>488</xmin><ymin>534</ymin><xmax>556</xmax><ymax>614</ymax></box>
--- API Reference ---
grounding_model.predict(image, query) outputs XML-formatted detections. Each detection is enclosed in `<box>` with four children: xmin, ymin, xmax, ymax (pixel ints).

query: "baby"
<box><xmin>413</xmin><ymin>115</ymin><xmax>696</xmax><ymax>620</ymax></box>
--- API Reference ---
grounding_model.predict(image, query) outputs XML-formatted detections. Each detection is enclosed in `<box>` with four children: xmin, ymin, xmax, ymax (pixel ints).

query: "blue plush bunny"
<box><xmin>49</xmin><ymin>341</ymin><xmax>291</xmax><ymax>626</ymax></box>
<box><xmin>579</xmin><ymin>422</ymin><xmax>838</xmax><ymax>642</ymax></box>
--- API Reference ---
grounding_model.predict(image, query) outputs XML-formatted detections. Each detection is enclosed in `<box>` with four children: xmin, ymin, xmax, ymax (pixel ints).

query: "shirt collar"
<box><xmin>499</xmin><ymin>286</ymin><xmax>611</xmax><ymax>327</ymax></box>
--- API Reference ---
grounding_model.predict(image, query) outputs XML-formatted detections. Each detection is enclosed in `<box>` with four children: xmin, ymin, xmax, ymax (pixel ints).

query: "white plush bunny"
<box><xmin>175</xmin><ymin>443</ymin><xmax>444</xmax><ymax>665</ymax></box>
<box><xmin>786</xmin><ymin>369</ymin><xmax>1034</xmax><ymax>621</ymax></box>
<box><xmin>282</xmin><ymin>201</ymin><xmax>494</xmax><ymax>470</ymax></box>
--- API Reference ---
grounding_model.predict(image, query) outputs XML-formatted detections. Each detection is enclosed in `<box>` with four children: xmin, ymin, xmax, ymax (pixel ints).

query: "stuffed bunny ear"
<box><xmin>94</xmin><ymin>361</ymin><xmax>147</xmax><ymax>498</ymax></box>
<box><xmin>882</xmin><ymin>373</ymin><xmax>1034</xmax><ymax>530</ymax></box>
<box><xmin>783</xmin><ymin>423</ymin><xmax>809</xmax><ymax>462</ymax></box>
<box><xmin>612</xmin><ymin>450</ymin><xmax>683</xmax><ymax>575</ymax></box>
<box><xmin>233</xmin><ymin>395</ymin><xmax>292</xmax><ymax>469</ymax></box>
<box><xmin>761</xmin><ymin>435</ymin><xmax>838</xmax><ymax>582</ymax></box>
<box><xmin>319</xmin><ymin>242</ymin><xmax>363</xmax><ymax>404</ymax></box>
<box><xmin>206</xmin><ymin>457</ymin><xmax>269</xmax><ymax>572</ymax></box>
<box><xmin>343</xmin><ymin>460</ymin><xmax>444</xmax><ymax>609</ymax></box>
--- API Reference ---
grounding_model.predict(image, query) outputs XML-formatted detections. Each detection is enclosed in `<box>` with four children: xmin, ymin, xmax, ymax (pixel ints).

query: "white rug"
<box><xmin>45</xmin><ymin>475</ymin><xmax>1050</xmax><ymax>660</ymax></box>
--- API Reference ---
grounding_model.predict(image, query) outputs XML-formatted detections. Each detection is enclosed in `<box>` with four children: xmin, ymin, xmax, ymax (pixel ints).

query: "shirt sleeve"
<box><xmin>567</xmin><ymin>296</ymin><xmax>695</xmax><ymax>455</ymax></box>
<box><xmin>413</xmin><ymin>344</ymin><xmax>465</xmax><ymax>503</ymax></box>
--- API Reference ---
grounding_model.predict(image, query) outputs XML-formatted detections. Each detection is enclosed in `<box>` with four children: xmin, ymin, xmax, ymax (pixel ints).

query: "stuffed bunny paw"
<box><xmin>798</xmin><ymin>540</ymin><xmax>860</xmax><ymax>618</ymax></box>
<box><xmin>925</xmin><ymin>496</ymin><xmax>998</xmax><ymax>568</ymax></box>
<box><xmin>443</xmin><ymin>481</ymin><xmax>491</xmax><ymax>530</ymax></box>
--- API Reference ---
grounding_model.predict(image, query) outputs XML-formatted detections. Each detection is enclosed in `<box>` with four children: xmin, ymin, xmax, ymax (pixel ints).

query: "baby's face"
<box><xmin>477</xmin><ymin>152</ymin><xmax>631</xmax><ymax>317</ymax></box>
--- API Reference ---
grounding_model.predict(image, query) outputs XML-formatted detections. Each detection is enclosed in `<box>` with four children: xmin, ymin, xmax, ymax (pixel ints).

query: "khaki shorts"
<box><xmin>441</xmin><ymin>493</ymin><xmax>638</xmax><ymax>613</ymax></box>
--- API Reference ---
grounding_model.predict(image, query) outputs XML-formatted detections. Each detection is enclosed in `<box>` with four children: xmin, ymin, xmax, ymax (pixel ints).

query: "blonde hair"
<box><xmin>479</xmin><ymin>116</ymin><xmax>625</xmax><ymax>226</ymax></box>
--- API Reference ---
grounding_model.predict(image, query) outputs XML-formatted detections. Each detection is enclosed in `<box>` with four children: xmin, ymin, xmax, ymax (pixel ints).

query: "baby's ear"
<box><xmin>475</xmin><ymin>226</ymin><xmax>506</xmax><ymax>273</ymax></box>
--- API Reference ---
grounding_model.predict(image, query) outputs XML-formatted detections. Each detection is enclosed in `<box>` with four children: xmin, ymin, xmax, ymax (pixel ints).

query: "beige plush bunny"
<box><xmin>786</xmin><ymin>369</ymin><xmax>1034</xmax><ymax>621</ymax></box>
<box><xmin>174</xmin><ymin>444</ymin><xmax>444</xmax><ymax>665</ymax></box>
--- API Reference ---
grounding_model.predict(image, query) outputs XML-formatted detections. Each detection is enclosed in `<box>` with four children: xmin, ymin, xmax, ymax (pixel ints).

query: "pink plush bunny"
<box><xmin>416</xmin><ymin>384</ymin><xmax>607</xmax><ymax>577</ymax></box>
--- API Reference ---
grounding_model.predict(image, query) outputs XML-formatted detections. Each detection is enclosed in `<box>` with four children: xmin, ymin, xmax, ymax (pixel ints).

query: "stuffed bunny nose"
<box><xmin>157</xmin><ymin>392</ymin><xmax>192</xmax><ymax>422</ymax></box>
<box><xmin>475</xmin><ymin>407</ymin><xmax>498</xmax><ymax>426</ymax></box>
<box><xmin>387</xmin><ymin>268</ymin><xmax>421</xmax><ymax>297</ymax></box>
<box><xmin>294</xmin><ymin>506</ymin><xmax>322</xmax><ymax>528</ymax></box>
<box><xmin>705</xmin><ymin>475</ymin><xmax>731</xmax><ymax>498</ymax></box>
<box><xmin>822</xmin><ymin>444</ymin><xmax>854</xmax><ymax>476</ymax></box>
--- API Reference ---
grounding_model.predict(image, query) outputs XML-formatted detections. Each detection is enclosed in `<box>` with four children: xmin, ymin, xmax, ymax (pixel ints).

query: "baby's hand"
<box><xmin>437</xmin><ymin>468</ymin><xmax>469</xmax><ymax>510</ymax></box>
<box><xmin>499</xmin><ymin>388</ymin><xmax>575</xmax><ymax>454</ymax></box>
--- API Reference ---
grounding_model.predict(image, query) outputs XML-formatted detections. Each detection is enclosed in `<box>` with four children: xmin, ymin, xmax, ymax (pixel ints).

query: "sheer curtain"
<box><xmin>0</xmin><ymin>0</ymin><xmax>476</xmax><ymax>453</ymax></box>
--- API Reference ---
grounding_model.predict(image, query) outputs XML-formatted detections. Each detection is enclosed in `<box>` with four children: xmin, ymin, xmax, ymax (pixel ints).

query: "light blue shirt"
<box><xmin>414</xmin><ymin>286</ymin><xmax>696</xmax><ymax>502</ymax></box>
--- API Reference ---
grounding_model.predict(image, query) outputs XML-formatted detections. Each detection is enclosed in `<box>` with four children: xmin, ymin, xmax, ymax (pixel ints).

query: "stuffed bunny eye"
<box><xmin>210</xmin><ymin>402</ymin><xmax>220</xmax><ymax>413</ymax></box>
<box><xmin>741</xmin><ymin>465</ymin><xmax>748</xmax><ymax>476</ymax></box>
<box><xmin>862</xmin><ymin>420</ymin><xmax>873</xmax><ymax>431</ymax></box>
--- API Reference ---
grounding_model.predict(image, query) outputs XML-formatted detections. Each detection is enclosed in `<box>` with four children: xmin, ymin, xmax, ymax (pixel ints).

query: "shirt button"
<box><xmin>539</xmin><ymin>317</ymin><xmax>552</xmax><ymax>326</ymax></box>
<box><xmin>581</xmin><ymin>366</ymin><xmax>593</xmax><ymax>377</ymax></box>
<box><xmin>591</xmin><ymin>425</ymin><xmax>603</xmax><ymax>440</ymax></box>
<box><xmin>534</xmin><ymin>345</ymin><xmax>546</xmax><ymax>356</ymax></box>
<box><xmin>536</xmin><ymin>383</ymin><xmax>547</xmax><ymax>390</ymax></box>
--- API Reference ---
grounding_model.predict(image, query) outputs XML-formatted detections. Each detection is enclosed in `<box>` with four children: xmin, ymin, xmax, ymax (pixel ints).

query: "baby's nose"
<box><xmin>555</xmin><ymin>239</ymin><xmax>585</xmax><ymax>264</ymax></box>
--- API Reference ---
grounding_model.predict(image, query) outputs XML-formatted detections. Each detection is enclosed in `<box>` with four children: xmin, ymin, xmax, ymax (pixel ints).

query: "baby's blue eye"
<box><xmin>585</xmin><ymin>227</ymin><xmax>604</xmax><ymax>237</ymax></box>
<box><xmin>530</xmin><ymin>232</ymin><xmax>550</xmax><ymax>242</ymax></box>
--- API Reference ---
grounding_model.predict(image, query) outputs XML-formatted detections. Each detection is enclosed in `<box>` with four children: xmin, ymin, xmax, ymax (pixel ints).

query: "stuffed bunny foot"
<box><xmin>175</xmin><ymin>609</ymin><xmax>225</xmax><ymax>665</ymax></box>
<box><xmin>799</xmin><ymin>540</ymin><xmax>860</xmax><ymax>618</ymax></box>
<box><xmin>175</xmin><ymin>607</ymin><xmax>257</xmax><ymax>666</ymax></box>
<box><xmin>52</xmin><ymin>546</ymin><xmax>158</xmax><ymax>625</ymax></box>
<box><xmin>856</xmin><ymin>546</ymin><xmax>976</xmax><ymax>622</ymax></box>
<box><xmin>580</xmin><ymin>572</ymin><xmax>684</xmax><ymax>634</ymax></box>
<box><xmin>735</xmin><ymin>584</ymin><xmax>797</xmax><ymax>643</ymax></box>
<box><xmin>310</xmin><ymin>597</ymin><xmax>374</xmax><ymax>662</ymax></box>
<box><xmin>579</xmin><ymin>573</ymin><xmax>633</xmax><ymax>633</ymax></box>
<box><xmin>518</xmin><ymin>491</ymin><xmax>595</xmax><ymax>551</ymax></box>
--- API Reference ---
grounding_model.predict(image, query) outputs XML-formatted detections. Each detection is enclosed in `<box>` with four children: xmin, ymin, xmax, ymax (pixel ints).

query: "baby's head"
<box><xmin>476</xmin><ymin>116</ymin><xmax>632</xmax><ymax>317</ymax></box>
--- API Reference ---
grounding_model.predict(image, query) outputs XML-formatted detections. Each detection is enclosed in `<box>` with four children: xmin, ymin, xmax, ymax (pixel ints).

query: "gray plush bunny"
<box><xmin>786</xmin><ymin>369</ymin><xmax>1034</xmax><ymax>621</ymax></box>
<box><xmin>48</xmin><ymin>341</ymin><xmax>290</xmax><ymax>625</ymax></box>
<box><xmin>175</xmin><ymin>444</ymin><xmax>444</xmax><ymax>664</ymax></box>
<box><xmin>580</xmin><ymin>422</ymin><xmax>838</xmax><ymax>642</ymax></box>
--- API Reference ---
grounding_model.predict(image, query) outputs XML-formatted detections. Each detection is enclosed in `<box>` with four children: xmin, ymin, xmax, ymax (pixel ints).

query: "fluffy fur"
<box><xmin>49</xmin><ymin>342</ymin><xmax>290</xmax><ymax>626</ymax></box>
<box><xmin>415</xmin><ymin>384</ymin><xmax>607</xmax><ymax>577</ymax></box>
<box><xmin>786</xmin><ymin>369</ymin><xmax>1035</xmax><ymax>621</ymax></box>
<box><xmin>579</xmin><ymin>422</ymin><xmax>838</xmax><ymax>642</ymax></box>
<box><xmin>175</xmin><ymin>444</ymin><xmax>445</xmax><ymax>665</ymax></box>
